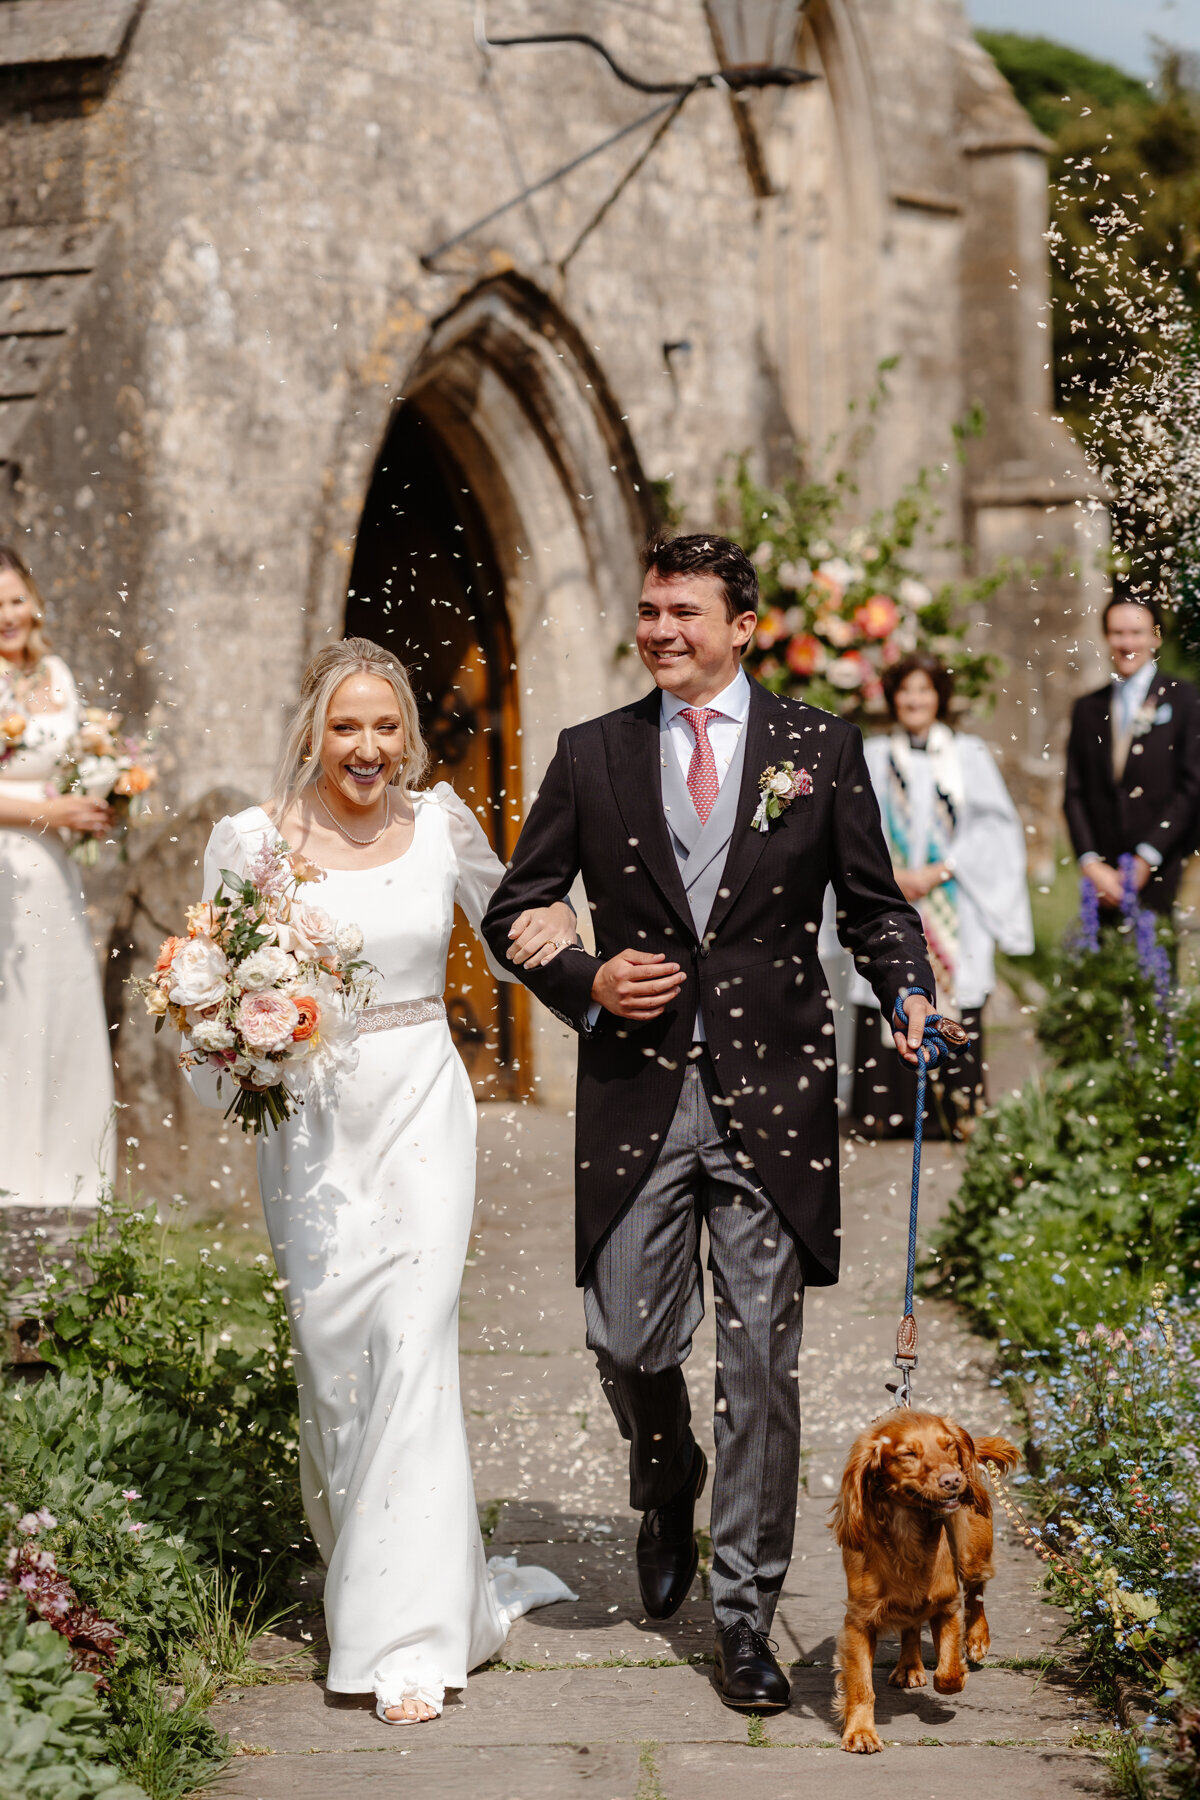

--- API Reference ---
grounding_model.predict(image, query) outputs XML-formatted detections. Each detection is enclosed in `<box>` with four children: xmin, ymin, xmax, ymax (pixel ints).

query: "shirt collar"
<box><xmin>660</xmin><ymin>666</ymin><xmax>751</xmax><ymax>726</ymax></box>
<box><xmin>1113</xmin><ymin>659</ymin><xmax>1157</xmax><ymax>712</ymax></box>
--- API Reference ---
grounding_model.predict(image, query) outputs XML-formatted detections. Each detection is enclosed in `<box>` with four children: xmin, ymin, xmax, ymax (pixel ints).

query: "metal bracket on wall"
<box><xmin>419</xmin><ymin>8</ymin><xmax>818</xmax><ymax>272</ymax></box>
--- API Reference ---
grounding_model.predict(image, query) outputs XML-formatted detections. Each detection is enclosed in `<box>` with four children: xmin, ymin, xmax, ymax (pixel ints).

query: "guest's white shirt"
<box><xmin>1111</xmin><ymin>657</ymin><xmax>1157</xmax><ymax>736</ymax></box>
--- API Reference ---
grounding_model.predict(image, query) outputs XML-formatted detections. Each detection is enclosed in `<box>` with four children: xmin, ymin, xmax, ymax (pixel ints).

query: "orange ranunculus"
<box><xmin>155</xmin><ymin>934</ymin><xmax>186</xmax><ymax>975</ymax></box>
<box><xmin>289</xmin><ymin>852</ymin><xmax>325</xmax><ymax>884</ymax></box>
<box><xmin>113</xmin><ymin>764</ymin><xmax>154</xmax><ymax>797</ymax></box>
<box><xmin>855</xmin><ymin>594</ymin><xmax>900</xmax><ymax>641</ymax></box>
<box><xmin>785</xmin><ymin>634</ymin><xmax>827</xmax><ymax>677</ymax></box>
<box><xmin>2</xmin><ymin>712</ymin><xmax>25</xmax><ymax>742</ymax></box>
<box><xmin>754</xmin><ymin>606</ymin><xmax>788</xmax><ymax>650</ymax></box>
<box><xmin>185</xmin><ymin>901</ymin><xmax>218</xmax><ymax>939</ymax></box>
<box><xmin>291</xmin><ymin>996</ymin><xmax>320</xmax><ymax>1042</ymax></box>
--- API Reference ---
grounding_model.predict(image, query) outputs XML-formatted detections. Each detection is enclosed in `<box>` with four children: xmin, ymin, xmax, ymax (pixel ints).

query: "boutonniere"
<box><xmin>1131</xmin><ymin>696</ymin><xmax>1171</xmax><ymax>738</ymax></box>
<box><xmin>751</xmin><ymin>760</ymin><xmax>812</xmax><ymax>833</ymax></box>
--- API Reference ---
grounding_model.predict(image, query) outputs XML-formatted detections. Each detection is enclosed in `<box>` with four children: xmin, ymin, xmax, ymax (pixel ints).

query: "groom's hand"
<box><xmin>893</xmin><ymin>992</ymin><xmax>932</xmax><ymax>1066</ymax></box>
<box><xmin>591</xmin><ymin>950</ymin><xmax>686</xmax><ymax>1021</ymax></box>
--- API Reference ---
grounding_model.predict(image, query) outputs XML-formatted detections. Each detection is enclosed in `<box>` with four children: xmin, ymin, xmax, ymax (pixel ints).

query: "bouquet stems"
<box><xmin>225</xmin><ymin>1081</ymin><xmax>297</xmax><ymax>1135</ymax></box>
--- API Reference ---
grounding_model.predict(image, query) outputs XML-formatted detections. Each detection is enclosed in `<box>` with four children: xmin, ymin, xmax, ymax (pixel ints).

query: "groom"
<box><xmin>483</xmin><ymin>533</ymin><xmax>933</xmax><ymax>1710</ymax></box>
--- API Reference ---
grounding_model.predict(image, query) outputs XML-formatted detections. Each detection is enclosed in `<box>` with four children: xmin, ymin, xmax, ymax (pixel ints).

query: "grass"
<box><xmin>746</xmin><ymin>1712</ymin><xmax>769</xmax><ymax>1746</ymax></box>
<box><xmin>172</xmin><ymin>1558</ymin><xmax>300</xmax><ymax>1696</ymax></box>
<box><xmin>635</xmin><ymin>1739</ymin><xmax>665</xmax><ymax>1800</ymax></box>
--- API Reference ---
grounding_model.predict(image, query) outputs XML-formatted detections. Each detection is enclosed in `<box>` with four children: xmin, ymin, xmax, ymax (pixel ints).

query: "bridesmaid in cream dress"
<box><xmin>0</xmin><ymin>546</ymin><xmax>115</xmax><ymax>1209</ymax></box>
<box><xmin>194</xmin><ymin>639</ymin><xmax>577</xmax><ymax>1725</ymax></box>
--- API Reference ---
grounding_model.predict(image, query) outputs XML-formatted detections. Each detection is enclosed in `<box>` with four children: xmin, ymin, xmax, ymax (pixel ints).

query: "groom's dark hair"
<box><xmin>641</xmin><ymin>532</ymin><xmax>759</xmax><ymax>622</ymax></box>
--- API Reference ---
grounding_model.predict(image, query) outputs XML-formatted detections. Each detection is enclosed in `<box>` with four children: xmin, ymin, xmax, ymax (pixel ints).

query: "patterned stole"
<box><xmin>884</xmin><ymin>726</ymin><xmax>961</xmax><ymax>1010</ymax></box>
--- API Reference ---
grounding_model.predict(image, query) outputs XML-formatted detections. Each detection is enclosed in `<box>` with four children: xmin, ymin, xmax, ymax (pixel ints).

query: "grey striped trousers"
<box><xmin>583</xmin><ymin>1050</ymin><xmax>806</xmax><ymax>1631</ymax></box>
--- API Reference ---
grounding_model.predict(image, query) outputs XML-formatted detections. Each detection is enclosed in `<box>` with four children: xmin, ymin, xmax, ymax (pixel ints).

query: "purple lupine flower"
<box><xmin>1076</xmin><ymin>875</ymin><xmax>1101</xmax><ymax>954</ymax></box>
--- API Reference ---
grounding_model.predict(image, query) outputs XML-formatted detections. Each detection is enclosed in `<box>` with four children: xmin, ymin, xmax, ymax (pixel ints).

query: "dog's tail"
<box><xmin>974</xmin><ymin>1435</ymin><xmax>1020</xmax><ymax>1474</ymax></box>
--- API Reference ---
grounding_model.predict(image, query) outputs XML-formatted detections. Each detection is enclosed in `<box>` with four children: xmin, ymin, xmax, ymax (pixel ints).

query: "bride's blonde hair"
<box><xmin>271</xmin><ymin>637</ymin><xmax>429</xmax><ymax>816</ymax></box>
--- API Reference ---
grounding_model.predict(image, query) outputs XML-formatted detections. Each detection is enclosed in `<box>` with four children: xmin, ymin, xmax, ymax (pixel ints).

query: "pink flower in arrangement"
<box><xmin>785</xmin><ymin>634</ymin><xmax>827</xmax><ymax>677</ymax></box>
<box><xmin>236</xmin><ymin>990</ymin><xmax>301</xmax><ymax>1053</ymax></box>
<box><xmin>855</xmin><ymin>594</ymin><xmax>900</xmax><ymax>640</ymax></box>
<box><xmin>121</xmin><ymin>1490</ymin><xmax>141</xmax><ymax>1503</ymax></box>
<box><xmin>827</xmin><ymin>652</ymin><xmax>869</xmax><ymax>690</ymax></box>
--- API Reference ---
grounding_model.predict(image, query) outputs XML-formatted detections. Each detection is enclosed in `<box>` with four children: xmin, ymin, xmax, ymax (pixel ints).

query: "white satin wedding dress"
<box><xmin>0</xmin><ymin>654</ymin><xmax>114</xmax><ymax>1209</ymax></box>
<box><xmin>198</xmin><ymin>783</ymin><xmax>571</xmax><ymax>1717</ymax></box>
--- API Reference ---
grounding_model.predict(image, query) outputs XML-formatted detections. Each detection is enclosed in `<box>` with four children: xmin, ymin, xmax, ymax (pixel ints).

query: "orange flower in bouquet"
<box><xmin>785</xmin><ymin>634</ymin><xmax>826</xmax><ymax>677</ymax></box>
<box><xmin>855</xmin><ymin>594</ymin><xmax>900</xmax><ymax>640</ymax></box>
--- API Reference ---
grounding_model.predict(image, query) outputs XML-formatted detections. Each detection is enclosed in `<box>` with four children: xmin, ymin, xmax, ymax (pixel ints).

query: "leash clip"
<box><xmin>892</xmin><ymin>1312</ymin><xmax>919</xmax><ymax>1409</ymax></box>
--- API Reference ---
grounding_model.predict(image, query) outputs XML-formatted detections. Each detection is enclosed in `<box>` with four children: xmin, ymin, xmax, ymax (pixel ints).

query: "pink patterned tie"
<box><xmin>681</xmin><ymin>707</ymin><xmax>719</xmax><ymax>824</ymax></box>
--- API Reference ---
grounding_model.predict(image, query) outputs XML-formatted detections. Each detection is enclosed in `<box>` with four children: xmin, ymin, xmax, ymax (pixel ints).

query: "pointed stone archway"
<box><xmin>337</xmin><ymin>277</ymin><xmax>655</xmax><ymax>1104</ymax></box>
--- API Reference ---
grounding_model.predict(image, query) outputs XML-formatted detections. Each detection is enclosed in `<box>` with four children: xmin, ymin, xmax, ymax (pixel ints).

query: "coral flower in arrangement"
<box><xmin>855</xmin><ymin>594</ymin><xmax>900</xmax><ymax>640</ymax></box>
<box><xmin>755</xmin><ymin>607</ymin><xmax>789</xmax><ymax>650</ymax></box>
<box><xmin>155</xmin><ymin>935</ymin><xmax>186</xmax><ymax>976</ymax></box>
<box><xmin>2</xmin><ymin>711</ymin><xmax>25</xmax><ymax>742</ymax></box>
<box><xmin>291</xmin><ymin>996</ymin><xmax>320</xmax><ymax>1042</ymax></box>
<box><xmin>785</xmin><ymin>634</ymin><xmax>827</xmax><ymax>677</ymax></box>
<box><xmin>113</xmin><ymin>763</ymin><xmax>155</xmax><ymax>797</ymax></box>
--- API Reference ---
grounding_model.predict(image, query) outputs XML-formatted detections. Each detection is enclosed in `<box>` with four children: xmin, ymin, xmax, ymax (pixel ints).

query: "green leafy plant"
<box><xmin>5</xmin><ymin>1194</ymin><xmax>306</xmax><ymax>1589</ymax></box>
<box><xmin>0</xmin><ymin>1595</ymin><xmax>145</xmax><ymax>1800</ymax></box>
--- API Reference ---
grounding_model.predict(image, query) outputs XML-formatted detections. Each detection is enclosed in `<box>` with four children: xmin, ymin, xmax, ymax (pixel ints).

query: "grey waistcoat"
<box><xmin>659</xmin><ymin>719</ymin><xmax>750</xmax><ymax>939</ymax></box>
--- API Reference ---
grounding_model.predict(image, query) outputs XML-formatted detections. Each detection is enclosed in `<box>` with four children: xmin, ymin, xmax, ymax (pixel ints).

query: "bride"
<box><xmin>195</xmin><ymin>637</ymin><xmax>578</xmax><ymax>1724</ymax></box>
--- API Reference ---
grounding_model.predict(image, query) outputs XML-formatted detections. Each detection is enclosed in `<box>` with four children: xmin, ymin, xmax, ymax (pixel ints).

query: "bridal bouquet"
<box><xmin>54</xmin><ymin>706</ymin><xmax>157</xmax><ymax>861</ymax></box>
<box><xmin>130</xmin><ymin>840</ymin><xmax>377</xmax><ymax>1135</ymax></box>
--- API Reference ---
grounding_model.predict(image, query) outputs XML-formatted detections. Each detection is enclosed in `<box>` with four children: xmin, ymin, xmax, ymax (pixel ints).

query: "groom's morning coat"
<box><xmin>483</xmin><ymin>680</ymin><xmax>933</xmax><ymax>1285</ymax></box>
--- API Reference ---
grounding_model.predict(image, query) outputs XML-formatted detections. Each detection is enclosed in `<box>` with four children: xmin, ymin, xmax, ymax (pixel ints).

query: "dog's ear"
<box><xmin>833</xmin><ymin>1431</ymin><xmax>884</xmax><ymax>1550</ymax></box>
<box><xmin>975</xmin><ymin>1435</ymin><xmax>1020</xmax><ymax>1475</ymax></box>
<box><xmin>952</xmin><ymin>1422</ymin><xmax>991</xmax><ymax>1511</ymax></box>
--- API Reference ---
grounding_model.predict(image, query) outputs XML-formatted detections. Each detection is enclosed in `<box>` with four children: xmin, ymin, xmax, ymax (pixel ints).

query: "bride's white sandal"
<box><xmin>375</xmin><ymin>1670</ymin><xmax>444</xmax><ymax>1726</ymax></box>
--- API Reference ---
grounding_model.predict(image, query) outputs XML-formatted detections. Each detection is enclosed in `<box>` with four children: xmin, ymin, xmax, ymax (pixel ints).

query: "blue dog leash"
<box><xmin>886</xmin><ymin>1005</ymin><xmax>968</xmax><ymax>1408</ymax></box>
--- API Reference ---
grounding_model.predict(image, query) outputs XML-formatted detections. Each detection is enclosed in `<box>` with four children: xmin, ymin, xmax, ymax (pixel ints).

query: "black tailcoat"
<box><xmin>482</xmin><ymin>681</ymin><xmax>933</xmax><ymax>1284</ymax></box>
<box><xmin>1064</xmin><ymin>672</ymin><xmax>1200</xmax><ymax>911</ymax></box>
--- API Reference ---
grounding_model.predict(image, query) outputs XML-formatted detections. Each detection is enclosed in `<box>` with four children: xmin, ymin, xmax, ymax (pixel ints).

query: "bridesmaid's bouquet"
<box><xmin>129</xmin><ymin>840</ymin><xmax>377</xmax><ymax>1135</ymax></box>
<box><xmin>0</xmin><ymin>708</ymin><xmax>28</xmax><ymax>767</ymax></box>
<box><xmin>54</xmin><ymin>707</ymin><xmax>158</xmax><ymax>861</ymax></box>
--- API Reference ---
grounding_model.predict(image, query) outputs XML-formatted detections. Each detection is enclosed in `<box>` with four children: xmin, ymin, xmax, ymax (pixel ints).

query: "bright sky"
<box><xmin>964</xmin><ymin>0</ymin><xmax>1200</xmax><ymax>77</ymax></box>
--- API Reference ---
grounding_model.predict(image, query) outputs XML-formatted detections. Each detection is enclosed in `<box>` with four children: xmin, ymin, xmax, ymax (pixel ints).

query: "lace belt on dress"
<box><xmin>358</xmin><ymin>996</ymin><xmax>446</xmax><ymax>1033</ymax></box>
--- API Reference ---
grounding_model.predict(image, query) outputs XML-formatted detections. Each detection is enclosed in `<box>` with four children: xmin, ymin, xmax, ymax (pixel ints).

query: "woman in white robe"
<box><xmin>849</xmin><ymin>652</ymin><xmax>1033</xmax><ymax>1137</ymax></box>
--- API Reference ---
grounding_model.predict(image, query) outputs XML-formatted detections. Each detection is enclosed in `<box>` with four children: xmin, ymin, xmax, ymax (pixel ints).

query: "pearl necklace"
<box><xmin>313</xmin><ymin>780</ymin><xmax>391</xmax><ymax>847</ymax></box>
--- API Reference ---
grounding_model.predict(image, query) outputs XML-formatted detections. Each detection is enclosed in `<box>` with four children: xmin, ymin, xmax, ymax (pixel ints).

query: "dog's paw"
<box><xmin>888</xmin><ymin>1664</ymin><xmax>927</xmax><ymax>1689</ymax></box>
<box><xmin>965</xmin><ymin>1630</ymin><xmax>990</xmax><ymax>1666</ymax></box>
<box><xmin>841</xmin><ymin>1725</ymin><xmax>884</xmax><ymax>1754</ymax></box>
<box><xmin>933</xmin><ymin>1669</ymin><xmax>967</xmax><ymax>1695</ymax></box>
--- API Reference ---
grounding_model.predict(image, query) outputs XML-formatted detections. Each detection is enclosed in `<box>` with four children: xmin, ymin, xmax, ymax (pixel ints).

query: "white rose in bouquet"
<box><xmin>768</xmin><ymin>770</ymin><xmax>794</xmax><ymax>797</ymax></box>
<box><xmin>75</xmin><ymin>754</ymin><xmax>120</xmax><ymax>799</ymax></box>
<box><xmin>191</xmin><ymin>1017</ymin><xmax>236</xmax><ymax>1054</ymax></box>
<box><xmin>168</xmin><ymin>938</ymin><xmax>231</xmax><ymax>1009</ymax></box>
<box><xmin>236</xmin><ymin>944</ymin><xmax>295</xmax><ymax>991</ymax></box>
<box><xmin>292</xmin><ymin>903</ymin><xmax>337</xmax><ymax>951</ymax></box>
<box><xmin>335</xmin><ymin>922</ymin><xmax>364</xmax><ymax>959</ymax></box>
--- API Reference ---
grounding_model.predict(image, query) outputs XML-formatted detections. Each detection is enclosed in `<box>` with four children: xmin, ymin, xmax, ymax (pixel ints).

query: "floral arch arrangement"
<box><xmin>727</xmin><ymin>454</ymin><xmax>1003</xmax><ymax>720</ymax></box>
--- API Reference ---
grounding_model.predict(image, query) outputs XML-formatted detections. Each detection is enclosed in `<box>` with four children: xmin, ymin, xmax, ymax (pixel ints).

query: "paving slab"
<box><xmin>216</xmin><ymin>1743</ymin><xmax>640</xmax><ymax>1800</ymax></box>
<box><xmin>655</xmin><ymin>1743</ymin><xmax>1111</xmax><ymax>1799</ymax></box>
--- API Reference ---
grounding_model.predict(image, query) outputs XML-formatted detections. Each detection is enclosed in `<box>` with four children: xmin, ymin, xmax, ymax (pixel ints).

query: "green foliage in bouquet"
<box><xmin>7</xmin><ymin>1195</ymin><xmax>306</xmax><ymax>1590</ymax></box>
<box><xmin>724</xmin><ymin>399</ymin><xmax>1005</xmax><ymax>719</ymax></box>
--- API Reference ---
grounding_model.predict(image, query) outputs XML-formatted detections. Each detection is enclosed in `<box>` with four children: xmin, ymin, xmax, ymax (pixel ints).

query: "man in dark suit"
<box><xmin>482</xmin><ymin>534</ymin><xmax>933</xmax><ymax>1712</ymax></box>
<box><xmin>1064</xmin><ymin>595</ymin><xmax>1200</xmax><ymax>914</ymax></box>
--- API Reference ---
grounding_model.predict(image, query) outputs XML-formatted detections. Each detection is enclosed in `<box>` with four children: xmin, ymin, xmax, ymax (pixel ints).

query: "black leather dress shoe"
<box><xmin>713</xmin><ymin>1618</ymin><xmax>791</xmax><ymax>1711</ymax></box>
<box><xmin>636</xmin><ymin>1445</ymin><xmax>708</xmax><ymax>1619</ymax></box>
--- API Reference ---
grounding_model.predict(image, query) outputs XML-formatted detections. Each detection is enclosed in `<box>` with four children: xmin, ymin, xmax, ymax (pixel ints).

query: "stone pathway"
<box><xmin>212</xmin><ymin>1023</ymin><xmax>1111</xmax><ymax>1798</ymax></box>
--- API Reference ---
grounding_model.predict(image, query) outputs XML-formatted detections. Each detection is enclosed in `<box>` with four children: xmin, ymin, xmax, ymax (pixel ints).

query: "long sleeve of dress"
<box><xmin>187</xmin><ymin>816</ymin><xmax>254</xmax><ymax>1110</ymax></box>
<box><xmin>202</xmin><ymin>815</ymin><xmax>252</xmax><ymax>901</ymax></box>
<box><xmin>439</xmin><ymin>785</ymin><xmax>521</xmax><ymax>986</ymax></box>
<box><xmin>951</xmin><ymin>738</ymin><xmax>1034</xmax><ymax>955</ymax></box>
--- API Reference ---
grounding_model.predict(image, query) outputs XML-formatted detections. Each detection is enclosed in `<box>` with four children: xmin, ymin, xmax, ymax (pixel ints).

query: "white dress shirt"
<box><xmin>660</xmin><ymin>667</ymin><xmax>751</xmax><ymax>790</ymax></box>
<box><xmin>587</xmin><ymin>667</ymin><xmax>752</xmax><ymax>1037</ymax></box>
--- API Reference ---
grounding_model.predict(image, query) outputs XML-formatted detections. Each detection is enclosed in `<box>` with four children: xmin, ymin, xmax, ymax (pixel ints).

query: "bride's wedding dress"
<box><xmin>198</xmin><ymin>783</ymin><xmax>571</xmax><ymax>1715</ymax></box>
